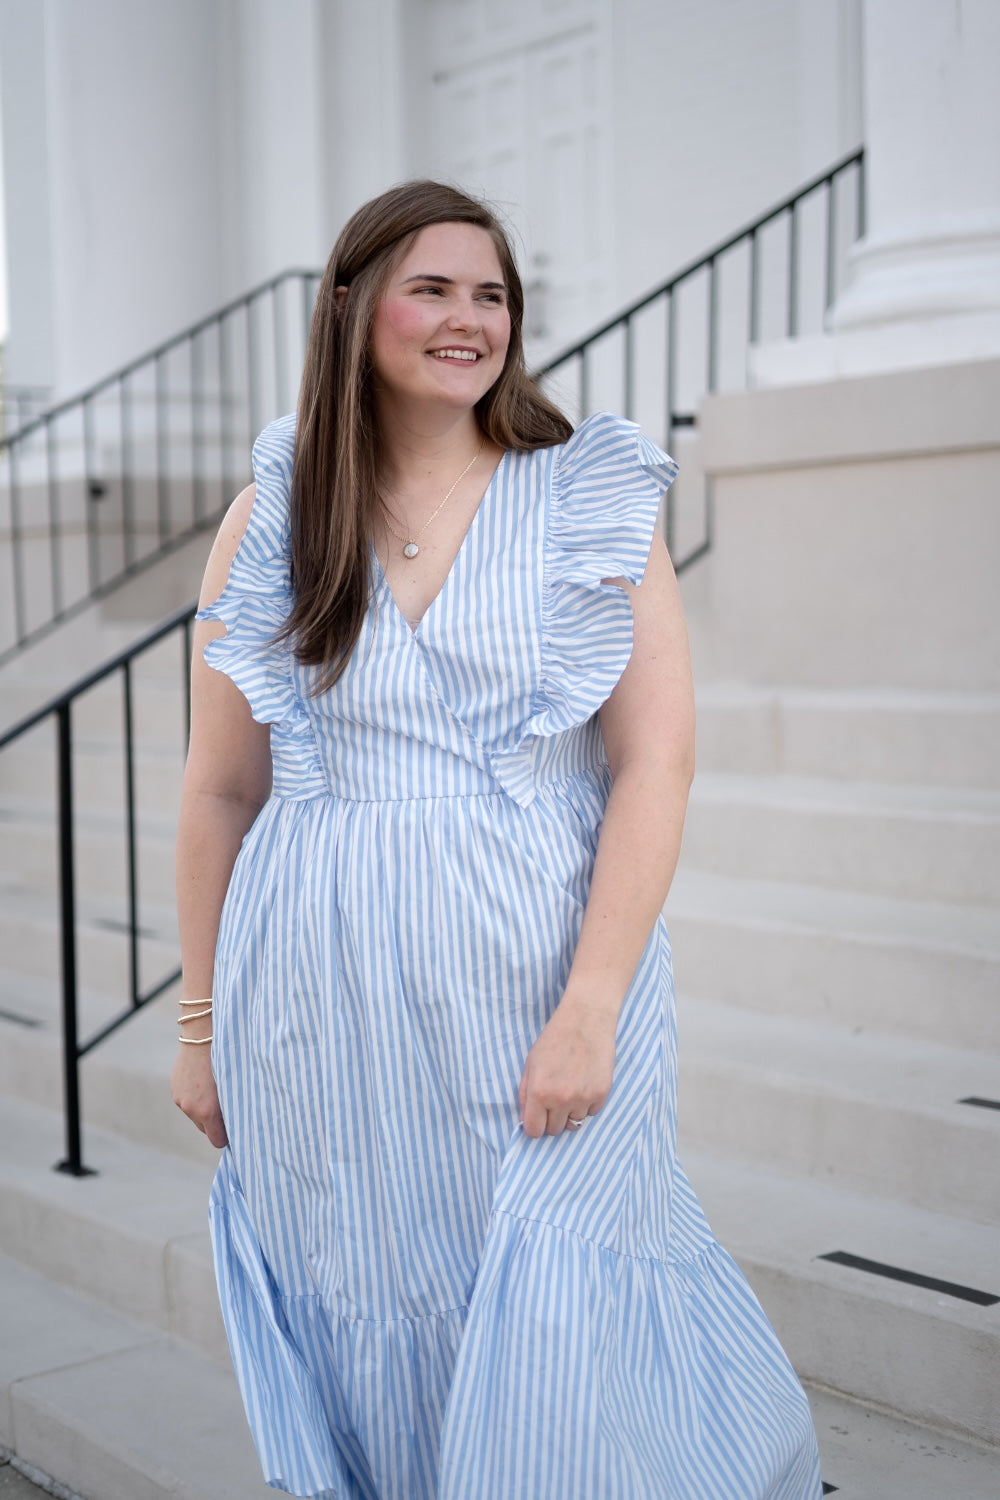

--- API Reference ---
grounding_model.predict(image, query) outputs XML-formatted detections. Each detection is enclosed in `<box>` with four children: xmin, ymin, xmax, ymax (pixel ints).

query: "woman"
<box><xmin>171</xmin><ymin>181</ymin><xmax>821</xmax><ymax>1499</ymax></box>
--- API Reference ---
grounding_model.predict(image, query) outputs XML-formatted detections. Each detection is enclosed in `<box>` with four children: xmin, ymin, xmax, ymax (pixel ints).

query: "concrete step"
<box><xmin>0</xmin><ymin>1454</ymin><xmax>74</xmax><ymax>1499</ymax></box>
<box><xmin>0</xmin><ymin>980</ymin><xmax>215</xmax><ymax>1169</ymax></box>
<box><xmin>0</xmin><ymin>889</ymin><xmax>178</xmax><ymax>999</ymax></box>
<box><xmin>0</xmin><ymin>736</ymin><xmax>184</xmax><ymax>815</ymax></box>
<box><xmin>1</xmin><ymin>673</ymin><xmax>189</xmax><ymax>751</ymax></box>
<box><xmin>2</xmin><ymin>1085</ymin><xmax>998</xmax><ymax>1460</ymax></box>
<box><xmin>7</xmin><ymin>955</ymin><xmax>997</xmax><ymax>1236</ymax></box>
<box><xmin>694</xmin><ymin>683</ymin><xmax>1000</xmax><ymax>789</ymax></box>
<box><xmin>3</xmin><ymin>1254</ymin><xmax>996</xmax><ymax>1500</ymax></box>
<box><xmin>0</xmin><ymin>1254</ymin><xmax>274</xmax><ymax>1500</ymax></box>
<box><xmin>0</xmin><ymin>515</ymin><xmax>213</xmax><ymax>686</ymax></box>
<box><xmin>0</xmin><ymin>800</ymin><xmax>178</xmax><ymax>906</ymax></box>
<box><xmin>665</xmin><ymin>868</ymin><xmax>1000</xmax><ymax>1052</ymax></box>
<box><xmin>677</xmin><ymin>996</ymin><xmax>1000</xmax><ymax>1223</ymax></box>
<box><xmin>0</xmin><ymin>1095</ymin><xmax>223</xmax><ymax>1363</ymax></box>
<box><xmin>806</xmin><ymin>1386</ymin><xmax>1000</xmax><ymax>1500</ymax></box>
<box><xmin>2</xmin><ymin>1262</ymin><xmax>998</xmax><ymax>1500</ymax></box>
<box><xmin>680</xmin><ymin>1144</ymin><xmax>1000</xmax><ymax>1448</ymax></box>
<box><xmin>0</xmin><ymin>560</ymin><xmax>197</xmax><ymax>741</ymax></box>
<box><xmin>684</xmin><ymin>772</ymin><xmax>1000</xmax><ymax>906</ymax></box>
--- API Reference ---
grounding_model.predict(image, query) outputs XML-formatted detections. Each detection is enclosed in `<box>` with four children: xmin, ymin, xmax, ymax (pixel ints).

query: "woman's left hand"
<box><xmin>518</xmin><ymin>994</ymin><xmax>617</xmax><ymax>1138</ymax></box>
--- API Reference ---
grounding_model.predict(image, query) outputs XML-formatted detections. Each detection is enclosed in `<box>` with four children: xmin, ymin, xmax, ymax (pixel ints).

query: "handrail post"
<box><xmin>54</xmin><ymin>700</ymin><xmax>93</xmax><ymax>1176</ymax></box>
<box><xmin>706</xmin><ymin>256</ymin><xmax>719</xmax><ymax>392</ymax></box>
<box><xmin>9</xmin><ymin>441</ymin><xmax>26</xmax><ymax>648</ymax></box>
<box><xmin>787</xmin><ymin>200</ymin><xmax>800</xmax><ymax>338</ymax></box>
<box><xmin>664</xmin><ymin>289</ymin><xmax>677</xmax><ymax>560</ymax></box>
<box><xmin>122</xmin><ymin>660</ymin><xmax>140</xmax><ymax>1007</ymax></box>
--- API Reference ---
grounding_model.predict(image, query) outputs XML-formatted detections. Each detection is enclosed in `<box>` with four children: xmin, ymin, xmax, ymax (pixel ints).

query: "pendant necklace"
<box><xmin>382</xmin><ymin>438</ymin><xmax>485</xmax><ymax>560</ymax></box>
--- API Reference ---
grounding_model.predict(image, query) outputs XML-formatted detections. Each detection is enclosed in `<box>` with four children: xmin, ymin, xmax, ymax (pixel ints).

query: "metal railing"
<box><xmin>0</xmin><ymin>384</ymin><xmax>53</xmax><ymax>438</ymax></box>
<box><xmin>535</xmin><ymin>146</ymin><xmax>865</xmax><ymax>573</ymax></box>
<box><xmin>0</xmin><ymin>602</ymin><xmax>196</xmax><ymax>1174</ymax></box>
<box><xmin>0</xmin><ymin>270</ymin><xmax>321</xmax><ymax>665</ymax></box>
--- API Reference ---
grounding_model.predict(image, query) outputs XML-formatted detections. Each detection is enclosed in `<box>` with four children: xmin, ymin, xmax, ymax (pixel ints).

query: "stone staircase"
<box><xmin>1</xmin><ymin>550</ymin><xmax>999</xmax><ymax>1495</ymax></box>
<box><xmin>670</xmin><ymin>682</ymin><xmax>1000</xmax><ymax>1488</ymax></box>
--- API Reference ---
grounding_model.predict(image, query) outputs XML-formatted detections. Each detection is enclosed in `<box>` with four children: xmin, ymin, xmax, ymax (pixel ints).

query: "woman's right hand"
<box><xmin>170</xmin><ymin>1046</ymin><xmax>228</xmax><ymax>1148</ymax></box>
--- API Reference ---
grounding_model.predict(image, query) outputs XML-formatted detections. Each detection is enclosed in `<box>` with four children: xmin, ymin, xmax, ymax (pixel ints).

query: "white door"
<box><xmin>418</xmin><ymin>0</ymin><xmax>613</xmax><ymax>364</ymax></box>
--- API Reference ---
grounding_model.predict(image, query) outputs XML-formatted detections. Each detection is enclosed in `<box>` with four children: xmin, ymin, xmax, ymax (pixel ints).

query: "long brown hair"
<box><xmin>283</xmin><ymin>180</ymin><xmax>573</xmax><ymax>688</ymax></box>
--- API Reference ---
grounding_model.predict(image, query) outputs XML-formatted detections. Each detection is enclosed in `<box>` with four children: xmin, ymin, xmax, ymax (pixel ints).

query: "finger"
<box><xmin>521</xmin><ymin>1095</ymin><xmax>547</xmax><ymax>1138</ymax></box>
<box><xmin>545</xmin><ymin>1108</ymin><xmax>570</xmax><ymax>1137</ymax></box>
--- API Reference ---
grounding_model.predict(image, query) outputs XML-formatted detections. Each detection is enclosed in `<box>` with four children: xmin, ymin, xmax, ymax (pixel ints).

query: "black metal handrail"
<box><xmin>0</xmin><ymin>602</ymin><xmax>196</xmax><ymax>1174</ymax></box>
<box><xmin>0</xmin><ymin>384</ymin><xmax>53</xmax><ymax>438</ymax></box>
<box><xmin>0</xmin><ymin>269</ymin><xmax>321</xmax><ymax>665</ymax></box>
<box><xmin>535</xmin><ymin>146</ymin><xmax>865</xmax><ymax>573</ymax></box>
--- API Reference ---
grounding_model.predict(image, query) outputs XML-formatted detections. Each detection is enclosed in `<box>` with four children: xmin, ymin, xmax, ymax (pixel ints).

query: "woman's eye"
<box><xmin>480</xmin><ymin>292</ymin><xmax>505</xmax><ymax>305</ymax></box>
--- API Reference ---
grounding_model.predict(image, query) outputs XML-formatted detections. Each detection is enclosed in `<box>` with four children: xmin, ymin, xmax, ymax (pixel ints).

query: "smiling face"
<box><xmin>369</xmin><ymin>221</ymin><xmax>512</xmax><ymax>422</ymax></box>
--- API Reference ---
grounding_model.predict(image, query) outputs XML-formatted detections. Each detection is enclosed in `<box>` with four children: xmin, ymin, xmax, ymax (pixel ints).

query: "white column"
<box><xmin>317</xmin><ymin>0</ymin><xmax>407</xmax><ymax>247</ymax></box>
<box><xmin>753</xmin><ymin>0</ymin><xmax>1000</xmax><ymax>384</ymax></box>
<box><xmin>2</xmin><ymin>0</ymin><xmax>230</xmax><ymax>398</ymax></box>
<box><xmin>833</xmin><ymin>0</ymin><xmax>1000</xmax><ymax>328</ymax></box>
<box><xmin>0</xmin><ymin>0</ymin><xmax>56</xmax><ymax>390</ymax></box>
<box><xmin>219</xmin><ymin>0</ymin><xmax>327</xmax><ymax>292</ymax></box>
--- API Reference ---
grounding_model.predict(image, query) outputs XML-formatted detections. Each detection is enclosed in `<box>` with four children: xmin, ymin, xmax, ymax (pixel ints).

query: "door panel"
<box><xmin>421</xmin><ymin>0</ymin><xmax>612</xmax><ymax>360</ymax></box>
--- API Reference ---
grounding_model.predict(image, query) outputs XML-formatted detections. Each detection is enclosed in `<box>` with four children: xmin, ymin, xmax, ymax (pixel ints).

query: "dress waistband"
<box><xmin>270</xmin><ymin>718</ymin><xmax>606</xmax><ymax>809</ymax></box>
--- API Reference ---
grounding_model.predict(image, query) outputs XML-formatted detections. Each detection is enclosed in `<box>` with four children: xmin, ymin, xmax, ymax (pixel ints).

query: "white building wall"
<box><xmin>1</xmin><ymin>0</ymin><xmax>230</xmax><ymax>395</ymax></box>
<box><xmin>614</xmin><ymin>0</ymin><xmax>862</xmax><ymax>301</ymax></box>
<box><xmin>0</xmin><ymin>0</ymin><xmax>57</xmax><ymax>389</ymax></box>
<box><xmin>0</xmin><ymin>0</ymin><xmax>864</xmax><ymax>398</ymax></box>
<box><xmin>216</xmin><ymin>0</ymin><xmax>328</xmax><ymax>296</ymax></box>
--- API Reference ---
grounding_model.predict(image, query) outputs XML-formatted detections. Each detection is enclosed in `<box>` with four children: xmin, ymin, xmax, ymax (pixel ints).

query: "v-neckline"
<box><xmin>372</xmin><ymin>448</ymin><xmax>510</xmax><ymax>636</ymax></box>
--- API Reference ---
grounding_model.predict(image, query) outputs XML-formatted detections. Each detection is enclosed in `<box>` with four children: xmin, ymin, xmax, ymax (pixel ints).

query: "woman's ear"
<box><xmin>334</xmin><ymin>285</ymin><xmax>349</xmax><ymax>310</ymax></box>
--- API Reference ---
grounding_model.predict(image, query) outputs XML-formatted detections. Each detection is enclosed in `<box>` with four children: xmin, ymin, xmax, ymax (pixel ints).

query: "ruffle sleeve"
<box><xmin>489</xmin><ymin>412</ymin><xmax>678</xmax><ymax>804</ymax></box>
<box><xmin>198</xmin><ymin>413</ymin><xmax>327</xmax><ymax>797</ymax></box>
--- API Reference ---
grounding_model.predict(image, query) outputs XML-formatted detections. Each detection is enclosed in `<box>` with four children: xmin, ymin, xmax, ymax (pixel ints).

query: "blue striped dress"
<box><xmin>200</xmin><ymin>412</ymin><xmax>822</xmax><ymax>1499</ymax></box>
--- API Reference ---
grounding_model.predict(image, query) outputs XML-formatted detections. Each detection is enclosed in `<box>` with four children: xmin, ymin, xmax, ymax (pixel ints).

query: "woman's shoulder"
<box><xmin>199</xmin><ymin>484</ymin><xmax>257</xmax><ymax>609</ymax></box>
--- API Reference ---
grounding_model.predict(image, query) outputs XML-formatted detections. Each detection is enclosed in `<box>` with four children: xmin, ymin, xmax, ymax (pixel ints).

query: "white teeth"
<box><xmin>432</xmin><ymin>349</ymin><xmax>478</xmax><ymax>361</ymax></box>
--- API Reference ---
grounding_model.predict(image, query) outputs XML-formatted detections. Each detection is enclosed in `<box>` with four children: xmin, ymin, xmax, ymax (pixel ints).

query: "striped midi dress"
<box><xmin>201</xmin><ymin>411</ymin><xmax>822</xmax><ymax>1499</ymax></box>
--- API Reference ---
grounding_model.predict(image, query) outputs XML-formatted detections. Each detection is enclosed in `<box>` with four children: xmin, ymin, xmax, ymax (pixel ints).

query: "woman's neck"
<box><xmin>376</xmin><ymin>407</ymin><xmax>483</xmax><ymax>492</ymax></box>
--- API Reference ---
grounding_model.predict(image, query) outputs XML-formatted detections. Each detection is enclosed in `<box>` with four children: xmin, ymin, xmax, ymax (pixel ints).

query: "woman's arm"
<box><xmin>169</xmin><ymin>484</ymin><xmax>273</xmax><ymax>1147</ymax></box>
<box><xmin>518</xmin><ymin>531</ymin><xmax>695</xmax><ymax>1137</ymax></box>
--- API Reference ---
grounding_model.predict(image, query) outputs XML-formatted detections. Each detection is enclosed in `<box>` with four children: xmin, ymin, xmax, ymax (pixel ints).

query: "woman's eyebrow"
<box><xmin>401</xmin><ymin>273</ymin><xmax>506</xmax><ymax>291</ymax></box>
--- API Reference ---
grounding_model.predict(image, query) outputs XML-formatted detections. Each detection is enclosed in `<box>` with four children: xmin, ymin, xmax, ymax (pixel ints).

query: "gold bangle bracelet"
<box><xmin>179</xmin><ymin>996</ymin><xmax>214</xmax><ymax>1006</ymax></box>
<box><xmin>177</xmin><ymin>1006</ymin><xmax>214</xmax><ymax>1023</ymax></box>
<box><xmin>178</xmin><ymin>1034</ymin><xmax>214</xmax><ymax>1046</ymax></box>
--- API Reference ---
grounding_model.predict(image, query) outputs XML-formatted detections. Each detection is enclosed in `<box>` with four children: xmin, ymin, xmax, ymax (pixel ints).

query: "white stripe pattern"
<box><xmin>199</xmin><ymin>412</ymin><xmax>822</xmax><ymax>1497</ymax></box>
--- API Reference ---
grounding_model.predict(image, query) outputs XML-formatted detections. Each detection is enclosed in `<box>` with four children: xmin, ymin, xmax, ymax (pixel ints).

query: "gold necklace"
<box><xmin>382</xmin><ymin>438</ymin><xmax>485</xmax><ymax>560</ymax></box>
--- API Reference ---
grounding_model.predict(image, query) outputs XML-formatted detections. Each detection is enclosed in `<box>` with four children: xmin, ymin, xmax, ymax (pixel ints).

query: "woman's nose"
<box><xmin>447</xmin><ymin>297</ymin><xmax>480</xmax><ymax>330</ymax></box>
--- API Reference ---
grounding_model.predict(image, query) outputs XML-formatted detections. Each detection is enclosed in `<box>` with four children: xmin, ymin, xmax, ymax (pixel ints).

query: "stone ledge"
<box><xmin>700</xmin><ymin>357</ymin><xmax>1000</xmax><ymax>474</ymax></box>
